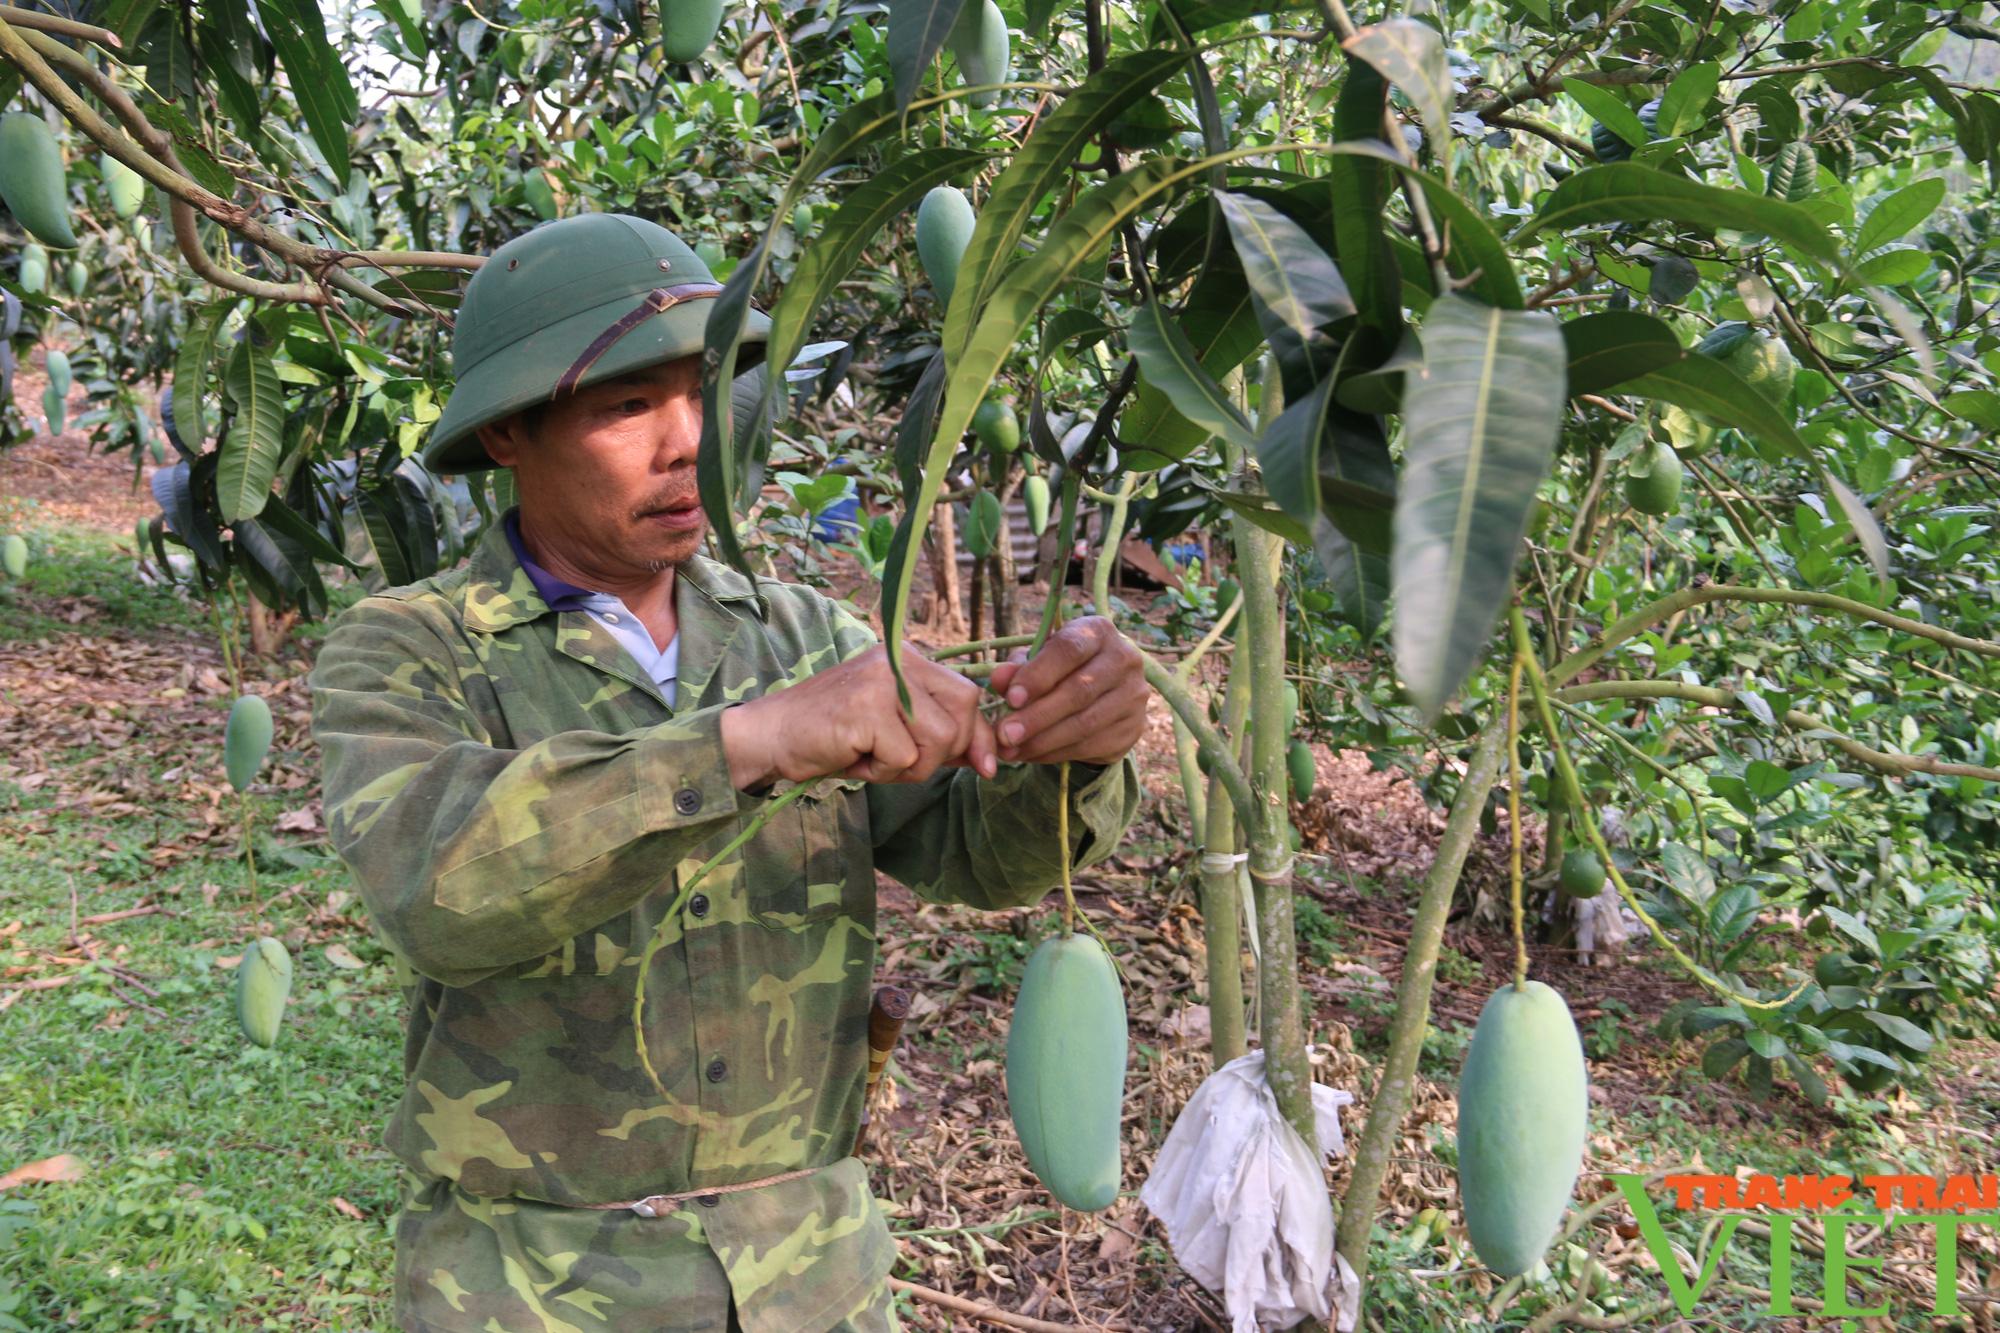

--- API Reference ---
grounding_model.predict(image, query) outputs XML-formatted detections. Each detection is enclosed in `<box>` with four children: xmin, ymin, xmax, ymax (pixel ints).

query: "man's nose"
<box><xmin>654</xmin><ymin>394</ymin><xmax>703</xmax><ymax>469</ymax></box>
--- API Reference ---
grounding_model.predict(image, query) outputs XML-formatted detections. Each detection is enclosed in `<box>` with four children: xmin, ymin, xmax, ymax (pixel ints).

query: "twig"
<box><xmin>0</xmin><ymin>3</ymin><xmax>118</xmax><ymax>47</ymax></box>
<box><xmin>886</xmin><ymin>1278</ymin><xmax>1085</xmax><ymax>1332</ymax></box>
<box><xmin>75</xmin><ymin>905</ymin><xmax>167</xmax><ymax>926</ymax></box>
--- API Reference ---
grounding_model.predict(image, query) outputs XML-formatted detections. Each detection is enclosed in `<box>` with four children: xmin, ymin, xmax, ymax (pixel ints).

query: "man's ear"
<box><xmin>475</xmin><ymin>413</ymin><xmax>528</xmax><ymax>469</ymax></box>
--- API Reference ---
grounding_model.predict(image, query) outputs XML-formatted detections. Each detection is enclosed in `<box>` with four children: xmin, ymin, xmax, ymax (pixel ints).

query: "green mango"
<box><xmin>224</xmin><ymin>693</ymin><xmax>274</xmax><ymax>792</ymax></box>
<box><xmin>1558</xmin><ymin>848</ymin><xmax>1605</xmax><ymax>899</ymax></box>
<box><xmin>661</xmin><ymin>0</ymin><xmax>725</xmax><ymax>61</ymax></box>
<box><xmin>1</xmin><ymin>534</ymin><xmax>26</xmax><ymax>579</ymax></box>
<box><xmin>0</xmin><ymin>113</ymin><xmax>78</xmax><ymax>249</ymax></box>
<box><xmin>44</xmin><ymin>349</ymin><xmax>71</xmax><ymax>399</ymax></box>
<box><xmin>1456</xmin><ymin>981</ymin><xmax>1589</xmax><ymax>1278</ymax></box>
<box><xmin>791</xmin><ymin>202</ymin><xmax>814</xmax><ymax>235</ymax></box>
<box><xmin>964</xmin><ymin>489</ymin><xmax>1004</xmax><ymax>558</ymax></box>
<box><xmin>1023</xmin><ymin>474</ymin><xmax>1051</xmax><ymax>536</ymax></box>
<box><xmin>1288</xmin><ymin>739</ymin><xmax>1316</xmax><ymax>800</ymax></box>
<box><xmin>235</xmin><ymin>935</ymin><xmax>294</xmax><ymax>1047</ymax></box>
<box><xmin>64</xmin><ymin>260</ymin><xmax>87</xmax><ymax>297</ymax></box>
<box><xmin>972</xmin><ymin>399</ymin><xmax>1019</xmax><ymax>455</ymax></box>
<box><xmin>101</xmin><ymin>154</ymin><xmax>146</xmax><ymax>219</ymax></box>
<box><xmin>1005</xmin><ymin>932</ymin><xmax>1127</xmax><ymax>1211</ymax></box>
<box><xmin>42</xmin><ymin>382</ymin><xmax>64</xmax><ymax>435</ymax></box>
<box><xmin>1214</xmin><ymin>577</ymin><xmax>1239</xmax><ymax>621</ymax></box>
<box><xmin>1624</xmin><ymin>440</ymin><xmax>1682</xmax><ymax>516</ymax></box>
<box><xmin>949</xmin><ymin>0</ymin><xmax>1011</xmax><ymax>108</ymax></box>
<box><xmin>916</xmin><ymin>185</ymin><xmax>975</xmax><ymax>308</ymax></box>
<box><xmin>19</xmin><ymin>243</ymin><xmax>48</xmax><ymax>295</ymax></box>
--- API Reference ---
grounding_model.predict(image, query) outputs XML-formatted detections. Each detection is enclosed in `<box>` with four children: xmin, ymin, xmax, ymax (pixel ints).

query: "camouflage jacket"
<box><xmin>306</xmin><ymin>513</ymin><xmax>1138</xmax><ymax>1331</ymax></box>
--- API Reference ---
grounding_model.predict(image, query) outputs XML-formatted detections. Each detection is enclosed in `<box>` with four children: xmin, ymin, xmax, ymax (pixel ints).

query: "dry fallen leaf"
<box><xmin>0</xmin><ymin>1154</ymin><xmax>86</xmax><ymax>1190</ymax></box>
<box><xmin>324</xmin><ymin>943</ymin><xmax>366</xmax><ymax>970</ymax></box>
<box><xmin>330</xmin><ymin>1196</ymin><xmax>365</xmax><ymax>1221</ymax></box>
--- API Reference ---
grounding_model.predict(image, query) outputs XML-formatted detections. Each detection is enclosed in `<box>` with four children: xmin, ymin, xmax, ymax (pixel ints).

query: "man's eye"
<box><xmin>615</xmin><ymin>397</ymin><xmax>649</xmax><ymax>414</ymax></box>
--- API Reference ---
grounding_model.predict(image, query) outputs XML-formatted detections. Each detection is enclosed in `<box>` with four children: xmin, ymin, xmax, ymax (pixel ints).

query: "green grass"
<box><xmin>0</xmin><ymin>514</ymin><xmax>195</xmax><ymax>645</ymax></box>
<box><xmin>0</xmin><ymin>795</ymin><xmax>402</xmax><ymax>1331</ymax></box>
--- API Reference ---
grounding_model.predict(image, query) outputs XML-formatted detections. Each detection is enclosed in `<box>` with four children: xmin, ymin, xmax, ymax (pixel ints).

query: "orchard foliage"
<box><xmin>5</xmin><ymin>0</ymin><xmax>2000</xmax><ymax>1292</ymax></box>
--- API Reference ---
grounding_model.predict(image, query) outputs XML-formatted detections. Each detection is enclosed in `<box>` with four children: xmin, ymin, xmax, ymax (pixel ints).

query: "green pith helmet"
<box><xmin>421</xmin><ymin>213</ymin><xmax>770</xmax><ymax>475</ymax></box>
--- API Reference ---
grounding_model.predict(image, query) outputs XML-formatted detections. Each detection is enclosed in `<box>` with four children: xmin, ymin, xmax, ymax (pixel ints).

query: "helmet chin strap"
<box><xmin>551</xmin><ymin>282</ymin><xmax>724</xmax><ymax>399</ymax></box>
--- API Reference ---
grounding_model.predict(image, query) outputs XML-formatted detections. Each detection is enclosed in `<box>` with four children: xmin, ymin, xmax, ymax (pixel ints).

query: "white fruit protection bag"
<box><xmin>1141</xmin><ymin>1050</ymin><xmax>1361</xmax><ymax>1332</ymax></box>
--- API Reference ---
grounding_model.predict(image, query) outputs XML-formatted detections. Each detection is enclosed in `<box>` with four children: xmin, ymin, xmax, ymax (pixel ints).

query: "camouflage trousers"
<box><xmin>391</xmin><ymin>1168</ymin><xmax>899</xmax><ymax>1333</ymax></box>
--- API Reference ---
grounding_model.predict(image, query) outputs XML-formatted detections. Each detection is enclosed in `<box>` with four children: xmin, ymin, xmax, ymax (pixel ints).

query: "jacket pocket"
<box><xmin>745</xmin><ymin>778</ymin><xmax>869</xmax><ymax>928</ymax></box>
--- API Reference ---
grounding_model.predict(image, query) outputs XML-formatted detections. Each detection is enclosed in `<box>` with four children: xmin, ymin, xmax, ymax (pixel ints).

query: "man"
<box><xmin>307</xmin><ymin>212</ymin><xmax>1149</xmax><ymax>1332</ymax></box>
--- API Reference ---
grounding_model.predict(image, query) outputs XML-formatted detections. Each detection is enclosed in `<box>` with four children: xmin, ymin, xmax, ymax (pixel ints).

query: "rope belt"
<box><xmin>570</xmin><ymin>1164</ymin><xmax>826</xmax><ymax>1218</ymax></box>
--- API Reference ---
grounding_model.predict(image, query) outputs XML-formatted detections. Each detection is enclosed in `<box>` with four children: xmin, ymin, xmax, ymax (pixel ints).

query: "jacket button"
<box><xmin>674</xmin><ymin>788</ymin><xmax>702</xmax><ymax>816</ymax></box>
<box><xmin>698</xmin><ymin>1194</ymin><xmax>720</xmax><ymax>1208</ymax></box>
<box><xmin>688</xmin><ymin>893</ymin><xmax>710</xmax><ymax>919</ymax></box>
<box><xmin>706</xmin><ymin>1057</ymin><xmax>728</xmax><ymax>1083</ymax></box>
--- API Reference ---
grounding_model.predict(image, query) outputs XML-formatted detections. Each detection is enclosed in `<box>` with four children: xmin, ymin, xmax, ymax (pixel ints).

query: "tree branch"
<box><xmin>1551</xmin><ymin>582</ymin><xmax>2000</xmax><ymax>688</ymax></box>
<box><xmin>1555</xmin><ymin>680</ymin><xmax>2000</xmax><ymax>784</ymax></box>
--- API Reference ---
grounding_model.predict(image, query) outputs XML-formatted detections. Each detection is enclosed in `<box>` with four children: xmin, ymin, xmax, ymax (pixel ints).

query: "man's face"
<box><xmin>475</xmin><ymin>355</ymin><xmax>707</xmax><ymax>577</ymax></box>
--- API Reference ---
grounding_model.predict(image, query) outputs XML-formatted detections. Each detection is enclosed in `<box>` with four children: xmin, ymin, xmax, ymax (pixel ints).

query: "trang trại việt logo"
<box><xmin>1610</xmin><ymin>1172</ymin><xmax>1998</xmax><ymax>1321</ymax></box>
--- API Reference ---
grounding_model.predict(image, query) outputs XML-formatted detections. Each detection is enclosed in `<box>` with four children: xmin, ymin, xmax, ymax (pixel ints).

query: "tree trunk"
<box><xmin>1197</xmin><ymin>664</ymin><xmax>1251</xmax><ymax>1069</ymax></box>
<box><xmin>246</xmin><ymin>592</ymin><xmax>298</xmax><ymax>658</ymax></box>
<box><xmin>925</xmin><ymin>500</ymin><xmax>965</xmax><ymax>638</ymax></box>
<box><xmin>992</xmin><ymin>471</ymin><xmax>1021</xmax><ymax>637</ymax></box>
<box><xmin>1334</xmin><ymin>720</ymin><xmax>1508</xmax><ymax>1296</ymax></box>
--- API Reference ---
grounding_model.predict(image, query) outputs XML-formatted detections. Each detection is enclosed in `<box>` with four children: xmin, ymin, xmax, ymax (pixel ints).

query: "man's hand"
<box><xmin>985</xmin><ymin>617</ymin><xmax>1148</xmax><ymax>767</ymax></box>
<box><xmin>720</xmin><ymin>645</ymin><xmax>999</xmax><ymax>789</ymax></box>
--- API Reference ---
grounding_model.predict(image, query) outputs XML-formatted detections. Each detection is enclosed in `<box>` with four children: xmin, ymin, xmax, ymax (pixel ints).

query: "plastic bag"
<box><xmin>1141</xmin><ymin>1051</ymin><xmax>1360</xmax><ymax>1332</ymax></box>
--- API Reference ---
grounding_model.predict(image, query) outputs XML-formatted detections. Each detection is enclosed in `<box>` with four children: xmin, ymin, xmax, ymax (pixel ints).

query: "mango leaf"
<box><xmin>256</xmin><ymin>490</ymin><xmax>353</xmax><ymax>567</ymax></box>
<box><xmin>219</xmin><ymin>341</ymin><xmax>285</xmax><ymax>523</ymax></box>
<box><xmin>173</xmin><ymin>303</ymin><xmax>233</xmax><ymax>452</ymax></box>
<box><xmin>1561</xmin><ymin>310</ymin><xmax>1683</xmax><ymax>394</ymax></box>
<box><xmin>1257</xmin><ymin>376</ymin><xmax>1394</xmax><ymax>549</ymax></box>
<box><xmin>1119</xmin><ymin>255</ymin><xmax>1263</xmax><ymax>448</ymax></box>
<box><xmin>1851</xmin><ymin>247</ymin><xmax>1931</xmax><ymax>286</ymax></box>
<box><xmin>1343</xmin><ymin>19</ymin><xmax>1451</xmax><ymax>180</ymax></box>
<box><xmin>1861</xmin><ymin>1010</ymin><xmax>1934</xmax><ymax>1054</ymax></box>
<box><xmin>1621</xmin><ymin>353</ymin><xmax>1889</xmax><ymax>584</ymax></box>
<box><xmin>1147</xmin><ymin>0</ymin><xmax>1313</xmax><ymax>39</ymax></box>
<box><xmin>1517</xmin><ymin>163</ymin><xmax>1839</xmax><ymax>261</ymax></box>
<box><xmin>1392</xmin><ymin>294</ymin><xmax>1566</xmax><ymax>717</ymax></box>
<box><xmin>1405</xmin><ymin>168</ymin><xmax>1524</xmax><ymax>309</ymax></box>
<box><xmin>1312</xmin><ymin>515</ymin><xmax>1388</xmax><ymax>640</ymax></box>
<box><xmin>943</xmin><ymin>49</ymin><xmax>1183</xmax><ymax>364</ymax></box>
<box><xmin>1127</xmin><ymin>300</ymin><xmax>1256</xmax><ymax>452</ymax></box>
<box><xmin>887</xmin><ymin>0</ymin><xmax>968</xmax><ymax>113</ymax></box>
<box><xmin>1564</xmin><ymin>78</ymin><xmax>1648</xmax><ymax>149</ymax></box>
<box><xmin>1854</xmin><ymin>177</ymin><xmax>1945</xmax><ymax>253</ymax></box>
<box><xmin>894</xmin><ymin>350</ymin><xmax>949</xmax><ymax>496</ymax></box>
<box><xmin>150</xmin><ymin>460</ymin><xmax>226</xmax><ymax>568</ymax></box>
<box><xmin>232</xmin><ymin>516</ymin><xmax>323</xmax><ymax>610</ymax></box>
<box><xmin>352</xmin><ymin>486</ymin><xmax>413</xmax><ymax>590</ymax></box>
<box><xmin>253</xmin><ymin>0</ymin><xmax>358</xmax><ymax>185</ymax></box>
<box><xmin>760</xmin><ymin>147</ymin><xmax>986</xmax><ymax>425</ymax></box>
<box><xmin>1216</xmin><ymin>190</ymin><xmax>1354</xmax><ymax>385</ymax></box>
<box><xmin>1330</xmin><ymin>62</ymin><xmax>1402</xmax><ymax>334</ymax></box>
<box><xmin>1656</xmin><ymin>61</ymin><xmax>1720</xmax><ymax>139</ymax></box>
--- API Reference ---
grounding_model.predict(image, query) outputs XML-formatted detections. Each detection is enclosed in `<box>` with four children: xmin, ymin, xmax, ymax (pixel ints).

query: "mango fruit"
<box><xmin>661</xmin><ymin>0</ymin><xmax>725</xmax><ymax>61</ymax></box>
<box><xmin>1</xmin><ymin>534</ymin><xmax>26</xmax><ymax>579</ymax></box>
<box><xmin>102</xmin><ymin>154</ymin><xmax>146</xmax><ymax>219</ymax></box>
<box><xmin>224</xmin><ymin>693</ymin><xmax>273</xmax><ymax>792</ymax></box>
<box><xmin>1023</xmin><ymin>474</ymin><xmax>1051</xmax><ymax>535</ymax></box>
<box><xmin>1558</xmin><ymin>848</ymin><xmax>1605</xmax><ymax>899</ymax></box>
<box><xmin>0</xmin><ymin>113</ymin><xmax>78</xmax><ymax>249</ymax></box>
<box><xmin>1006</xmin><ymin>932</ymin><xmax>1127</xmax><ymax>1211</ymax></box>
<box><xmin>235</xmin><ymin>935</ymin><xmax>293</xmax><ymax>1047</ymax></box>
<box><xmin>973</xmin><ymin>399</ymin><xmax>1019</xmax><ymax>456</ymax></box>
<box><xmin>18</xmin><ymin>243</ymin><xmax>49</xmax><ymax>295</ymax></box>
<box><xmin>42</xmin><ymin>382</ymin><xmax>64</xmax><ymax>435</ymax></box>
<box><xmin>44</xmin><ymin>349</ymin><xmax>71</xmax><ymax>399</ymax></box>
<box><xmin>1288</xmin><ymin>739</ymin><xmax>1315</xmax><ymax>800</ymax></box>
<box><xmin>916</xmin><ymin>185</ymin><xmax>975</xmax><ymax>308</ymax></box>
<box><xmin>964</xmin><ymin>489</ymin><xmax>1003</xmax><ymax>558</ymax></box>
<box><xmin>949</xmin><ymin>0</ymin><xmax>1011</xmax><ymax>107</ymax></box>
<box><xmin>1624</xmin><ymin>439</ymin><xmax>1682</xmax><ymax>516</ymax></box>
<box><xmin>1456</xmin><ymin>981</ymin><xmax>1589</xmax><ymax>1278</ymax></box>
